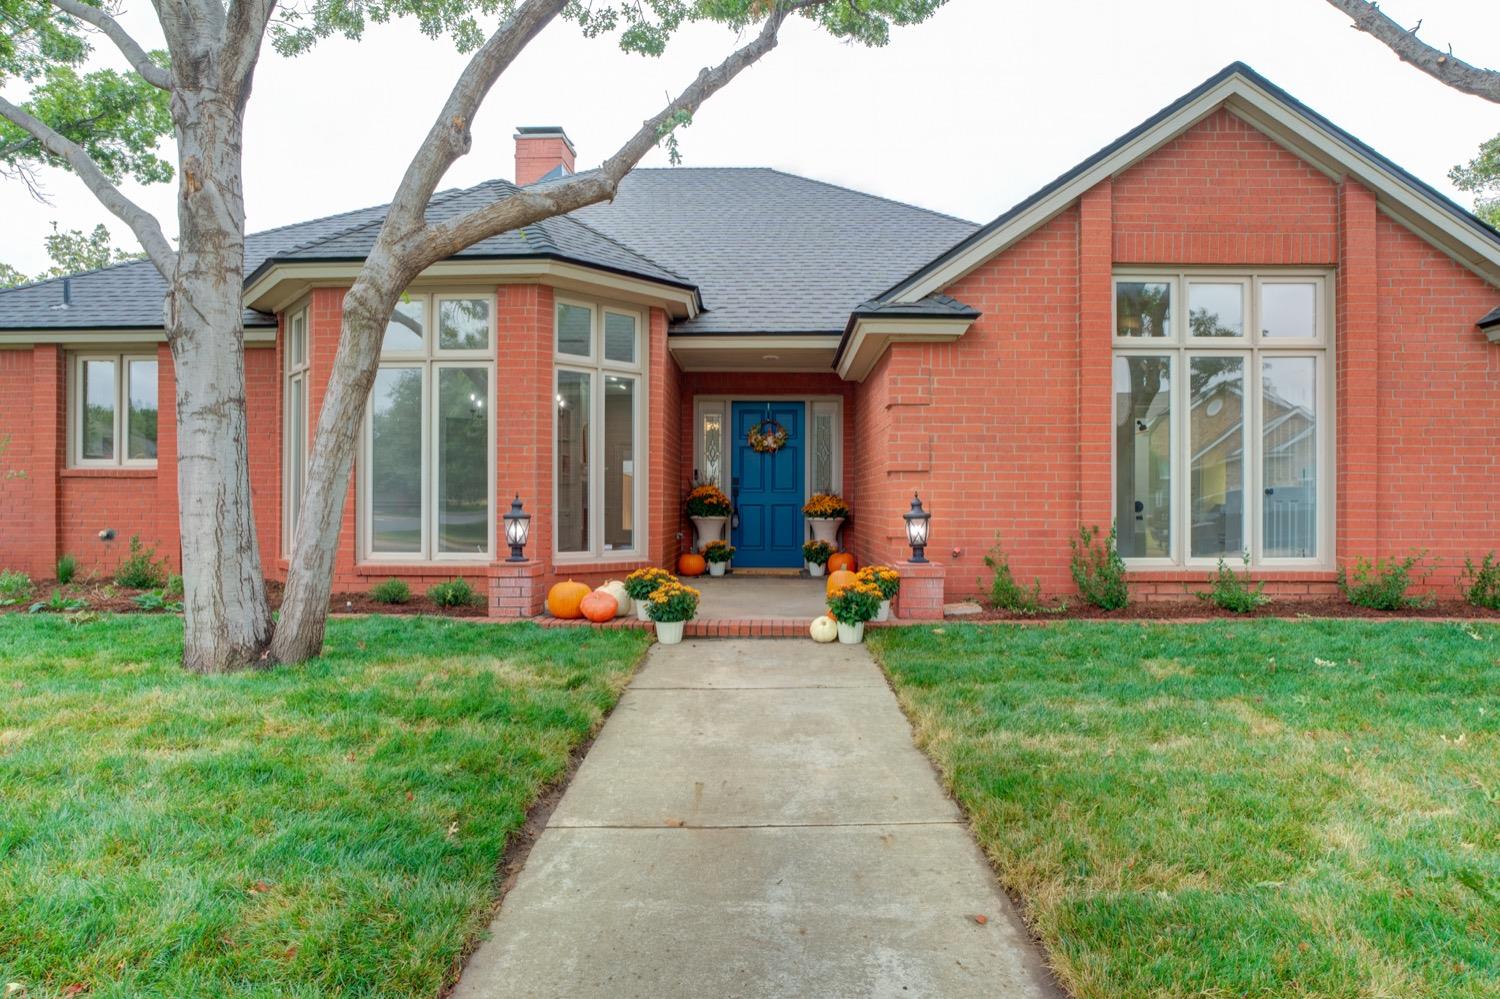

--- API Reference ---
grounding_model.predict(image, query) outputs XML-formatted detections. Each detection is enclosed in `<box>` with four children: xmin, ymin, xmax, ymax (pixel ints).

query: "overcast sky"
<box><xmin>3</xmin><ymin>0</ymin><xmax>1498</xmax><ymax>275</ymax></box>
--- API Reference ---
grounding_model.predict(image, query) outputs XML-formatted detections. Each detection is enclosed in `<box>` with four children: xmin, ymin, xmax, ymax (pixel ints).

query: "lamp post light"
<box><xmin>503</xmin><ymin>494</ymin><xmax>531</xmax><ymax>562</ymax></box>
<box><xmin>903</xmin><ymin>492</ymin><xmax>931</xmax><ymax>564</ymax></box>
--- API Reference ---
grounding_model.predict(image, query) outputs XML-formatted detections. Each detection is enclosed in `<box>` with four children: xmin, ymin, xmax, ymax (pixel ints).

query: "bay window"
<box><xmin>362</xmin><ymin>292</ymin><xmax>494</xmax><ymax>560</ymax></box>
<box><xmin>1113</xmin><ymin>271</ymin><xmax>1330</xmax><ymax>567</ymax></box>
<box><xmin>555</xmin><ymin>299</ymin><xmax>645</xmax><ymax>559</ymax></box>
<box><xmin>72</xmin><ymin>352</ymin><xmax>157</xmax><ymax>466</ymax></box>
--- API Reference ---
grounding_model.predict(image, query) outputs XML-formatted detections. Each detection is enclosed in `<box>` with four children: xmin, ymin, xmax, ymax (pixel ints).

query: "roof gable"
<box><xmin>879</xmin><ymin>62</ymin><xmax>1500</xmax><ymax>304</ymax></box>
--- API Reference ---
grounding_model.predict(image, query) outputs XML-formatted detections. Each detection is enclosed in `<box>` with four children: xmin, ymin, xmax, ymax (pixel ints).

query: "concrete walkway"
<box><xmin>452</xmin><ymin>639</ymin><xmax>1060</xmax><ymax>999</ymax></box>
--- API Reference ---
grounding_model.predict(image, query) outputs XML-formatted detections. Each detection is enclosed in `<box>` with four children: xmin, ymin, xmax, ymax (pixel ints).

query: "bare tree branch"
<box><xmin>0</xmin><ymin>96</ymin><xmax>176</xmax><ymax>274</ymax></box>
<box><xmin>418</xmin><ymin>0</ymin><xmax>812</xmax><ymax>263</ymax></box>
<box><xmin>1324</xmin><ymin>0</ymin><xmax>1500</xmax><ymax>103</ymax></box>
<box><xmin>49</xmin><ymin>0</ymin><xmax>173</xmax><ymax>90</ymax></box>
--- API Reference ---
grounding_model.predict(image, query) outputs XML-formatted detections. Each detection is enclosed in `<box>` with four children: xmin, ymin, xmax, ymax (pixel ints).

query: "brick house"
<box><xmin>3</xmin><ymin>63</ymin><xmax>1499</xmax><ymax>616</ymax></box>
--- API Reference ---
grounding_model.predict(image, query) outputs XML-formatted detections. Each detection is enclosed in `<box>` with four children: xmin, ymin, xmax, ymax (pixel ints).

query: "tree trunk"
<box><xmin>166</xmin><ymin>86</ymin><xmax>271</xmax><ymax>672</ymax></box>
<box><xmin>270</xmin><ymin>267</ymin><xmax>406</xmax><ymax>663</ymax></box>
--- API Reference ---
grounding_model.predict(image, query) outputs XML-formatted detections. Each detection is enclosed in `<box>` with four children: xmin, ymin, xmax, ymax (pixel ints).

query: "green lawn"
<box><xmin>0</xmin><ymin>615</ymin><xmax>650</xmax><ymax>998</ymax></box>
<box><xmin>869</xmin><ymin>621</ymin><xmax>1500</xmax><ymax>999</ymax></box>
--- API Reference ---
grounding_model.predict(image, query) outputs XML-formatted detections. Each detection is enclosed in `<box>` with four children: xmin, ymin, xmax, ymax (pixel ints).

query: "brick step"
<box><xmin>535</xmin><ymin>616</ymin><xmax>898</xmax><ymax>638</ymax></box>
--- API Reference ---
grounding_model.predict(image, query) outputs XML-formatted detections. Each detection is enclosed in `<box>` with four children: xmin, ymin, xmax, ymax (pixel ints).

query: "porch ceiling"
<box><xmin>668</xmin><ymin>334</ymin><xmax>838</xmax><ymax>373</ymax></box>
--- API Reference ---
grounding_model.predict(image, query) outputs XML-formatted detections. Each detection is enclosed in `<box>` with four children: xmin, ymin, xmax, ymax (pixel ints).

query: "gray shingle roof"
<box><xmin>1479</xmin><ymin>306</ymin><xmax>1500</xmax><ymax>329</ymax></box>
<box><xmin>850</xmin><ymin>294</ymin><xmax>980</xmax><ymax>320</ymax></box>
<box><xmin>572</xmin><ymin>168</ymin><xmax>978</xmax><ymax>334</ymax></box>
<box><xmin>0</xmin><ymin>169</ymin><xmax>977</xmax><ymax>335</ymax></box>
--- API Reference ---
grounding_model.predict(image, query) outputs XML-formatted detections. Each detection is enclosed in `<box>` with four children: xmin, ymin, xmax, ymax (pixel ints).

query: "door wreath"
<box><xmin>747</xmin><ymin>418</ymin><xmax>789</xmax><ymax>453</ymax></box>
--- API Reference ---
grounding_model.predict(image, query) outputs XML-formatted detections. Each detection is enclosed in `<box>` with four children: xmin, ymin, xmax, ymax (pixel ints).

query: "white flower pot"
<box><xmin>875</xmin><ymin>599</ymin><xmax>891</xmax><ymax>622</ymax></box>
<box><xmin>836</xmin><ymin>621</ymin><xmax>865</xmax><ymax>644</ymax></box>
<box><xmin>807</xmin><ymin>517</ymin><xmax>844</xmax><ymax>547</ymax></box>
<box><xmin>691</xmin><ymin>516</ymin><xmax>728</xmax><ymax>552</ymax></box>
<box><xmin>655</xmin><ymin>620</ymin><xmax>686</xmax><ymax>645</ymax></box>
<box><xmin>808</xmin><ymin>563</ymin><xmax>826</xmax><ymax>577</ymax></box>
<box><xmin>636</xmin><ymin>600</ymin><xmax>652</xmax><ymax>622</ymax></box>
<box><xmin>708</xmin><ymin>562</ymin><xmax>727</xmax><ymax>577</ymax></box>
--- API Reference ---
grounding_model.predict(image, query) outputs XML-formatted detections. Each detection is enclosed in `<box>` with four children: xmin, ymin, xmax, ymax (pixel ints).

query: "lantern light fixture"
<box><xmin>503</xmin><ymin>494</ymin><xmax>531</xmax><ymax>562</ymax></box>
<box><xmin>903</xmin><ymin>492</ymin><xmax>931</xmax><ymax>564</ymax></box>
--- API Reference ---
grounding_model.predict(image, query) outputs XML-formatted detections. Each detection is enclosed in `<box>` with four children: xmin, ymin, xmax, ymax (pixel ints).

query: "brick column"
<box><xmin>30</xmin><ymin>344</ymin><xmax>64</xmax><ymax>576</ymax></box>
<box><xmin>1337</xmin><ymin>178</ymin><xmax>1379</xmax><ymax>563</ymax></box>
<box><xmin>489</xmin><ymin>559</ymin><xmax>545</xmax><ymax>618</ymax></box>
<box><xmin>1078</xmin><ymin>179</ymin><xmax>1114</xmax><ymax>530</ymax></box>
<box><xmin>894</xmin><ymin>560</ymin><xmax>945</xmax><ymax>620</ymax></box>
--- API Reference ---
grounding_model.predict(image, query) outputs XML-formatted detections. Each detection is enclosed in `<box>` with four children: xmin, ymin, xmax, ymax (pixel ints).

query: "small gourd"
<box><xmin>827</xmin><ymin>552</ymin><xmax>856</xmax><ymax>573</ymax></box>
<box><xmin>580</xmin><ymin>589</ymin><xmax>618</xmax><ymax>623</ymax></box>
<box><xmin>547</xmin><ymin>579</ymin><xmax>591</xmax><ymax>619</ymax></box>
<box><xmin>678</xmin><ymin>553</ymin><xmax>706</xmax><ymax>577</ymax></box>
<box><xmin>809</xmin><ymin>615</ymin><xmax>838</xmax><ymax>643</ymax></box>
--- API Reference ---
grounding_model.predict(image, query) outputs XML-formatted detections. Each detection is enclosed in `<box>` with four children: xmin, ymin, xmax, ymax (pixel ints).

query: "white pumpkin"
<box><xmin>598</xmin><ymin>579</ymin><xmax>632</xmax><ymax>618</ymax></box>
<box><xmin>809</xmin><ymin>615</ymin><xmax>838</xmax><ymax>643</ymax></box>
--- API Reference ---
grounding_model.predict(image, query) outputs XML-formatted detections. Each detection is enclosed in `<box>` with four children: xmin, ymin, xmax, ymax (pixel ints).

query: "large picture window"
<box><xmin>72</xmin><ymin>352</ymin><xmax>157</xmax><ymax>466</ymax></box>
<box><xmin>555</xmin><ymin>299</ymin><xmax>645</xmax><ymax>559</ymax></box>
<box><xmin>1113</xmin><ymin>271</ymin><xmax>1331</xmax><ymax>567</ymax></box>
<box><xmin>362</xmin><ymin>292</ymin><xmax>494</xmax><ymax>560</ymax></box>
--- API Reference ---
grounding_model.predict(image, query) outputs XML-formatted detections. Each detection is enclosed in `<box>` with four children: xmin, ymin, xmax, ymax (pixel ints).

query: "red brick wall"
<box><xmin>0</xmin><ymin>349</ymin><xmax>38</xmax><ymax>572</ymax></box>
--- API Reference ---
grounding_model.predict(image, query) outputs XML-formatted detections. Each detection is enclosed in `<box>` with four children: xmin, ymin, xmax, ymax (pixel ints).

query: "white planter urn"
<box><xmin>691</xmin><ymin>516</ymin><xmax>728</xmax><ymax>551</ymax></box>
<box><xmin>636</xmin><ymin>600</ymin><xmax>652</xmax><ymax>622</ymax></box>
<box><xmin>875</xmin><ymin>599</ymin><xmax>891</xmax><ymax>622</ymax></box>
<box><xmin>808</xmin><ymin>562</ymin><xmax>826</xmax><ymax>578</ymax></box>
<box><xmin>836</xmin><ymin>621</ymin><xmax>865</xmax><ymax>645</ymax></box>
<box><xmin>807</xmin><ymin>517</ymin><xmax>844</xmax><ymax>547</ymax></box>
<box><xmin>708</xmin><ymin>562</ymin><xmax>727</xmax><ymax>577</ymax></box>
<box><xmin>655</xmin><ymin>620</ymin><xmax>686</xmax><ymax>645</ymax></box>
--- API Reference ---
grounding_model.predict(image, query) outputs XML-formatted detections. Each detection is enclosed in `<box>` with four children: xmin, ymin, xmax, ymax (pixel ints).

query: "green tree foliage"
<box><xmin>1</xmin><ymin>221</ymin><xmax>142</xmax><ymax>287</ymax></box>
<box><xmin>1450</xmin><ymin>134</ymin><xmax>1500</xmax><ymax>228</ymax></box>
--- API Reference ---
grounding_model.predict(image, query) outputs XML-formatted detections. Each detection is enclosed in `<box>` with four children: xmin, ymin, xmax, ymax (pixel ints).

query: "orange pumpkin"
<box><xmin>827</xmin><ymin>552</ymin><xmax>856</xmax><ymax>573</ymax></box>
<box><xmin>826</xmin><ymin>569</ymin><xmax>859</xmax><ymax>597</ymax></box>
<box><xmin>547</xmin><ymin>579</ymin><xmax>591</xmax><ymax>619</ymax></box>
<box><xmin>580</xmin><ymin>589</ymin><xmax>618</xmax><ymax>623</ymax></box>
<box><xmin>678</xmin><ymin>553</ymin><xmax>706</xmax><ymax>577</ymax></box>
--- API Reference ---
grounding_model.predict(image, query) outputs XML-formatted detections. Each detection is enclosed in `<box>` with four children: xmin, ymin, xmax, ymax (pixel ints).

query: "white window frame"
<box><xmin>359</xmin><ymin>291</ymin><xmax>497</xmax><ymax>562</ymax></box>
<box><xmin>1111</xmin><ymin>268</ymin><xmax>1335</xmax><ymax>570</ymax></box>
<box><xmin>553</xmin><ymin>296</ymin><xmax>649</xmax><ymax>563</ymax></box>
<box><xmin>283</xmin><ymin>306</ymin><xmax>310</xmax><ymax>554</ymax></box>
<box><xmin>691</xmin><ymin>395</ymin><xmax>844</xmax><ymax>527</ymax></box>
<box><xmin>69</xmin><ymin>351</ymin><xmax>158</xmax><ymax>468</ymax></box>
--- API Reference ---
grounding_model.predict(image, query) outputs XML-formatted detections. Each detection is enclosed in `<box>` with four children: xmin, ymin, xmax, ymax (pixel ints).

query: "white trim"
<box><xmin>68</xmin><ymin>351</ymin><xmax>159</xmax><ymax>468</ymax></box>
<box><xmin>836</xmin><ymin>317</ymin><xmax>975</xmax><ymax>382</ymax></box>
<box><xmin>246</xmin><ymin>258</ymin><xmax>699</xmax><ymax>320</ymax></box>
<box><xmin>888</xmin><ymin>71</ymin><xmax>1500</xmax><ymax>303</ymax></box>
<box><xmin>667</xmin><ymin>334</ymin><xmax>841</xmax><ymax>373</ymax></box>
<box><xmin>1112</xmin><ymin>268</ymin><xmax>1335</xmax><ymax>570</ymax></box>
<box><xmin>0</xmin><ymin>328</ymin><xmax>276</xmax><ymax>344</ymax></box>
<box><xmin>551</xmin><ymin>296</ymin><xmax>649</xmax><ymax>565</ymax></box>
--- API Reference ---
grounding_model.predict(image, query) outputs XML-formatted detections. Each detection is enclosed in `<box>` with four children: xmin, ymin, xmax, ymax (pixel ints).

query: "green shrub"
<box><xmin>982</xmin><ymin>541</ymin><xmax>1042</xmax><ymax>614</ymax></box>
<box><xmin>0</xmin><ymin>569</ymin><xmax>32</xmax><ymax>605</ymax></box>
<box><xmin>114</xmin><ymin>535</ymin><xmax>166</xmax><ymax>590</ymax></box>
<box><xmin>131</xmin><ymin>590</ymin><xmax>183</xmax><ymax>613</ymax></box>
<box><xmin>29</xmin><ymin>588</ymin><xmax>88</xmax><ymax>614</ymax></box>
<box><xmin>1196</xmin><ymin>554</ymin><xmax>1268</xmax><ymax>614</ymax></box>
<box><xmin>1462</xmin><ymin>553</ymin><xmax>1500</xmax><ymax>610</ymax></box>
<box><xmin>1069</xmin><ymin>524</ymin><xmax>1128</xmax><ymax>610</ymax></box>
<box><xmin>164</xmin><ymin>573</ymin><xmax>184</xmax><ymax>597</ymax></box>
<box><xmin>427</xmin><ymin>577</ymin><xmax>481</xmax><ymax>609</ymax></box>
<box><xmin>1338</xmin><ymin>552</ymin><xmax>1433</xmax><ymax>611</ymax></box>
<box><xmin>56</xmin><ymin>554</ymin><xmax>77</xmax><ymax>584</ymax></box>
<box><xmin>371</xmin><ymin>578</ymin><xmax>412</xmax><ymax>605</ymax></box>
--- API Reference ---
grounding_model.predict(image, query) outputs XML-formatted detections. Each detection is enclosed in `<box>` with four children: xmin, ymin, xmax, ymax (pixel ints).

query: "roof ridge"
<box><xmin>0</xmin><ymin>255</ymin><xmax>156</xmax><ymax>297</ymax></box>
<box><xmin>551</xmin><ymin>210</ymin><xmax>693</xmax><ymax>284</ymax></box>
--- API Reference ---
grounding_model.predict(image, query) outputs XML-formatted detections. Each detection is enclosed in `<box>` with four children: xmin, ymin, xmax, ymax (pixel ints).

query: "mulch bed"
<box><xmin>959</xmin><ymin>597</ymin><xmax>1500</xmax><ymax>622</ymax></box>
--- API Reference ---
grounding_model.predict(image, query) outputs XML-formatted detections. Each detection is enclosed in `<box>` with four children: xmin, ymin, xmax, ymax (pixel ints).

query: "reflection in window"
<box><xmin>557</xmin><ymin>303</ymin><xmax>592</xmax><ymax>357</ymax></box>
<box><xmin>604</xmin><ymin>312</ymin><xmax>637</xmax><ymax>364</ymax></box>
<box><xmin>383</xmin><ymin>299</ymin><xmax>425</xmax><ymax>352</ymax></box>
<box><xmin>439</xmin><ymin>298</ymin><xmax>491</xmax><ymax>350</ymax></box>
<box><xmin>1260</xmin><ymin>283</ymin><xmax>1317</xmax><ymax>338</ymax></box>
<box><xmin>370</xmin><ymin>367</ymin><xmax>424</xmax><ymax>554</ymax></box>
<box><xmin>1188</xmin><ymin>283</ymin><xmax>1244</xmax><ymax>338</ymax></box>
<box><xmin>1114</xmin><ymin>355</ymin><xmax>1172</xmax><ymax>558</ymax></box>
<box><xmin>437</xmin><ymin>368</ymin><xmax>489</xmax><ymax>553</ymax></box>
<box><xmin>126</xmin><ymin>359</ymin><xmax>158</xmax><ymax>460</ymax></box>
<box><xmin>1116</xmin><ymin>281</ymin><xmax>1171</xmax><ymax>338</ymax></box>
<box><xmin>1262</xmin><ymin>357</ymin><xmax>1318</xmax><ymax>558</ymax></box>
<box><xmin>603</xmin><ymin>375</ymin><xmax>636</xmax><ymax>551</ymax></box>
<box><xmin>81</xmin><ymin>359</ymin><xmax>116</xmax><ymax>460</ymax></box>
<box><xmin>556</xmin><ymin>370</ymin><xmax>590</xmax><ymax>553</ymax></box>
<box><xmin>1189</xmin><ymin>355</ymin><xmax>1244</xmax><ymax>557</ymax></box>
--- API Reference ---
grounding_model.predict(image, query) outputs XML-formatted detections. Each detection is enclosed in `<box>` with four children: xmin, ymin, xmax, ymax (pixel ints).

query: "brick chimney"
<box><xmin>514</xmin><ymin>126</ymin><xmax>575</xmax><ymax>186</ymax></box>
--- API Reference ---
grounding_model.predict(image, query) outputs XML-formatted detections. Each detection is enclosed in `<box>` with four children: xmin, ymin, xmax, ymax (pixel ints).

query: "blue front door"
<box><xmin>731</xmin><ymin>401</ymin><xmax>805</xmax><ymax>568</ymax></box>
